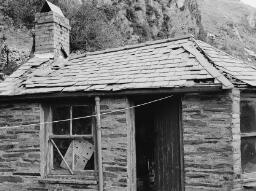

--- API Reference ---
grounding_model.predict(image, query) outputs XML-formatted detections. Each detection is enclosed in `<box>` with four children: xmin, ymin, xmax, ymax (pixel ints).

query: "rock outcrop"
<box><xmin>0</xmin><ymin>0</ymin><xmax>204</xmax><ymax>76</ymax></box>
<box><xmin>99</xmin><ymin>0</ymin><xmax>205</xmax><ymax>44</ymax></box>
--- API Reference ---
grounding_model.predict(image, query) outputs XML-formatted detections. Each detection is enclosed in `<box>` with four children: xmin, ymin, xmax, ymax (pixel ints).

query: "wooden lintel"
<box><xmin>38</xmin><ymin>178</ymin><xmax>97</xmax><ymax>185</ymax></box>
<box><xmin>13</xmin><ymin>172</ymin><xmax>41</xmax><ymax>176</ymax></box>
<box><xmin>49</xmin><ymin>135</ymin><xmax>93</xmax><ymax>139</ymax></box>
<box><xmin>0</xmin><ymin>86</ymin><xmax>223</xmax><ymax>103</ymax></box>
<box><xmin>240</xmin><ymin>88</ymin><xmax>256</xmax><ymax>93</ymax></box>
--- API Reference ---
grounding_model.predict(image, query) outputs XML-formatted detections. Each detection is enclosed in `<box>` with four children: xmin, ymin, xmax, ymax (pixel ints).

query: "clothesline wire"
<box><xmin>0</xmin><ymin>95</ymin><xmax>173</xmax><ymax>131</ymax></box>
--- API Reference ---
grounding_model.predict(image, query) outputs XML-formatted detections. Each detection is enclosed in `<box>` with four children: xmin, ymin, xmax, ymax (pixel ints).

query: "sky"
<box><xmin>241</xmin><ymin>0</ymin><xmax>256</xmax><ymax>8</ymax></box>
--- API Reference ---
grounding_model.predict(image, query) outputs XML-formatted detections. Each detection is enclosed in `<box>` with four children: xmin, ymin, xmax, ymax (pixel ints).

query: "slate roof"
<box><xmin>197</xmin><ymin>40</ymin><xmax>256</xmax><ymax>86</ymax></box>
<box><xmin>0</xmin><ymin>36</ymin><xmax>255</xmax><ymax>96</ymax></box>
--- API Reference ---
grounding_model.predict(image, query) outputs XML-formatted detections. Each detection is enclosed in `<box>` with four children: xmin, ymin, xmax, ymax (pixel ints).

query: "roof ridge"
<box><xmin>69</xmin><ymin>35</ymin><xmax>193</xmax><ymax>61</ymax></box>
<box><xmin>183</xmin><ymin>44</ymin><xmax>234</xmax><ymax>89</ymax></box>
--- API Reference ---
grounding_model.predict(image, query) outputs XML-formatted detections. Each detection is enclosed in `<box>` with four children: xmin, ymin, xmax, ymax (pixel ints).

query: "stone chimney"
<box><xmin>34</xmin><ymin>1</ymin><xmax>70</xmax><ymax>57</ymax></box>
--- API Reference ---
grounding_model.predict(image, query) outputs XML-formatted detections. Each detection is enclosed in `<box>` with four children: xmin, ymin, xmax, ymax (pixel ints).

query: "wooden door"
<box><xmin>154</xmin><ymin>97</ymin><xmax>182</xmax><ymax>191</ymax></box>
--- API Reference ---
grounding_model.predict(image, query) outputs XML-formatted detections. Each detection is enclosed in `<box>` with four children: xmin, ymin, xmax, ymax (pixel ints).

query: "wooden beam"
<box><xmin>39</xmin><ymin>104</ymin><xmax>46</xmax><ymax>178</ymax></box>
<box><xmin>40</xmin><ymin>104</ymin><xmax>52</xmax><ymax>177</ymax></box>
<box><xmin>39</xmin><ymin>178</ymin><xmax>97</xmax><ymax>185</ymax></box>
<box><xmin>126</xmin><ymin>100</ymin><xmax>136</xmax><ymax>191</ymax></box>
<box><xmin>0</xmin><ymin>86</ymin><xmax>224</xmax><ymax>103</ymax></box>
<box><xmin>50</xmin><ymin>139</ymin><xmax>73</xmax><ymax>175</ymax></box>
<box><xmin>241</xmin><ymin>132</ymin><xmax>256</xmax><ymax>138</ymax></box>
<box><xmin>49</xmin><ymin>135</ymin><xmax>93</xmax><ymax>139</ymax></box>
<box><xmin>95</xmin><ymin>97</ymin><xmax>103</xmax><ymax>191</ymax></box>
<box><xmin>183</xmin><ymin>44</ymin><xmax>234</xmax><ymax>89</ymax></box>
<box><xmin>179</xmin><ymin>96</ymin><xmax>185</xmax><ymax>191</ymax></box>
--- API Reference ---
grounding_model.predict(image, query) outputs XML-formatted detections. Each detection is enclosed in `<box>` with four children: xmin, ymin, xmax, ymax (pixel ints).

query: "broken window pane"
<box><xmin>53</xmin><ymin>139</ymin><xmax>72</xmax><ymax>170</ymax></box>
<box><xmin>241</xmin><ymin>101</ymin><xmax>256</xmax><ymax>133</ymax></box>
<box><xmin>52</xmin><ymin>106</ymin><xmax>70</xmax><ymax>135</ymax></box>
<box><xmin>72</xmin><ymin>106</ymin><xmax>93</xmax><ymax>135</ymax></box>
<box><xmin>241</xmin><ymin>137</ymin><xmax>256</xmax><ymax>173</ymax></box>
<box><xmin>51</xmin><ymin>105</ymin><xmax>95</xmax><ymax>173</ymax></box>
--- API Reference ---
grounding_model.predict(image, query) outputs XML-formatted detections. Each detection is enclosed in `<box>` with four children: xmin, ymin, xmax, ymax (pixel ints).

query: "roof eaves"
<box><xmin>183</xmin><ymin>44</ymin><xmax>234</xmax><ymax>89</ymax></box>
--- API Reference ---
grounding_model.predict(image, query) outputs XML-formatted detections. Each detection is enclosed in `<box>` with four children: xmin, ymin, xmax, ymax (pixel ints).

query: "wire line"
<box><xmin>0</xmin><ymin>95</ymin><xmax>173</xmax><ymax>130</ymax></box>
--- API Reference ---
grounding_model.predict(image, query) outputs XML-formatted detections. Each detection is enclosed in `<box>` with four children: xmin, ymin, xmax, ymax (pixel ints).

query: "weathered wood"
<box><xmin>126</xmin><ymin>100</ymin><xmax>136</xmax><ymax>191</ymax></box>
<box><xmin>50</xmin><ymin>139</ymin><xmax>73</xmax><ymax>175</ymax></box>
<box><xmin>13</xmin><ymin>172</ymin><xmax>41</xmax><ymax>176</ymax></box>
<box><xmin>154</xmin><ymin>97</ymin><xmax>182</xmax><ymax>191</ymax></box>
<box><xmin>0</xmin><ymin>86</ymin><xmax>223</xmax><ymax>103</ymax></box>
<box><xmin>39</xmin><ymin>104</ymin><xmax>46</xmax><ymax>178</ymax></box>
<box><xmin>179</xmin><ymin>96</ymin><xmax>185</xmax><ymax>191</ymax></box>
<box><xmin>241</xmin><ymin>132</ymin><xmax>256</xmax><ymax>137</ymax></box>
<box><xmin>49</xmin><ymin>135</ymin><xmax>93</xmax><ymax>139</ymax></box>
<box><xmin>95</xmin><ymin>97</ymin><xmax>103</xmax><ymax>191</ymax></box>
<box><xmin>49</xmin><ymin>169</ymin><xmax>97</xmax><ymax>176</ymax></box>
<box><xmin>183</xmin><ymin>44</ymin><xmax>234</xmax><ymax>89</ymax></box>
<box><xmin>38</xmin><ymin>178</ymin><xmax>97</xmax><ymax>185</ymax></box>
<box><xmin>40</xmin><ymin>104</ymin><xmax>52</xmax><ymax>177</ymax></box>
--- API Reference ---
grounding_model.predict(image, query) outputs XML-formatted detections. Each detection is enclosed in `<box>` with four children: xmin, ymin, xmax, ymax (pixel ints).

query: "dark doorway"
<box><xmin>135</xmin><ymin>96</ymin><xmax>182</xmax><ymax>191</ymax></box>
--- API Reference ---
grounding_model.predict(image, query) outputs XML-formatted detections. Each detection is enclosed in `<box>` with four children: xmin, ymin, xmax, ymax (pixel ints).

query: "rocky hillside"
<box><xmin>0</xmin><ymin>0</ymin><xmax>205</xmax><ymax>76</ymax></box>
<box><xmin>199</xmin><ymin>0</ymin><xmax>256</xmax><ymax>62</ymax></box>
<box><xmin>103</xmin><ymin>0</ymin><xmax>205</xmax><ymax>43</ymax></box>
<box><xmin>0</xmin><ymin>0</ymin><xmax>32</xmax><ymax>76</ymax></box>
<box><xmin>1</xmin><ymin>0</ymin><xmax>256</xmax><ymax>76</ymax></box>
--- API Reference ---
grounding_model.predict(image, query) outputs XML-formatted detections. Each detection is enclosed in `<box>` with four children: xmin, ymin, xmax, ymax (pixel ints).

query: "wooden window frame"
<box><xmin>40</xmin><ymin>103</ymin><xmax>97</xmax><ymax>178</ymax></box>
<box><xmin>240</xmin><ymin>133</ymin><xmax>256</xmax><ymax>174</ymax></box>
<box><xmin>240</xmin><ymin>98</ymin><xmax>256</xmax><ymax>175</ymax></box>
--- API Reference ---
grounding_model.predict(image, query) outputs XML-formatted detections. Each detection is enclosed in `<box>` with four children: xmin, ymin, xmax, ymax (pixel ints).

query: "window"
<box><xmin>41</xmin><ymin>104</ymin><xmax>96</xmax><ymax>176</ymax></box>
<box><xmin>241</xmin><ymin>100</ymin><xmax>256</xmax><ymax>173</ymax></box>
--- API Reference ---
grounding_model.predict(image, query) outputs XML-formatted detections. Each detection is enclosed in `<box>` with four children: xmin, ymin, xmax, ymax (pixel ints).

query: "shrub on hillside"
<box><xmin>70</xmin><ymin>3</ymin><xmax>124</xmax><ymax>52</ymax></box>
<box><xmin>3</xmin><ymin>0</ymin><xmax>124</xmax><ymax>52</ymax></box>
<box><xmin>3</xmin><ymin>0</ymin><xmax>44</xmax><ymax>29</ymax></box>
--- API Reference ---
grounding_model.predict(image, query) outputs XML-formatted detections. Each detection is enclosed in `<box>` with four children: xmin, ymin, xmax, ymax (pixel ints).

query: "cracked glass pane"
<box><xmin>53</xmin><ymin>138</ymin><xmax>72</xmax><ymax>170</ymax></box>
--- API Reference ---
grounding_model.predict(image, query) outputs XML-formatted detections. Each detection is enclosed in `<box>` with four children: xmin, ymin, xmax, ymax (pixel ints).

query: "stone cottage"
<box><xmin>0</xmin><ymin>1</ymin><xmax>256</xmax><ymax>191</ymax></box>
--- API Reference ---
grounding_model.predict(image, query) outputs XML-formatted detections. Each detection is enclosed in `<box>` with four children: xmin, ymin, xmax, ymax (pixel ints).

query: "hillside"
<box><xmin>199</xmin><ymin>0</ymin><xmax>256</xmax><ymax>62</ymax></box>
<box><xmin>0</xmin><ymin>0</ymin><xmax>205</xmax><ymax>76</ymax></box>
<box><xmin>1</xmin><ymin>0</ymin><xmax>256</xmax><ymax>77</ymax></box>
<box><xmin>0</xmin><ymin>0</ymin><xmax>32</xmax><ymax>75</ymax></box>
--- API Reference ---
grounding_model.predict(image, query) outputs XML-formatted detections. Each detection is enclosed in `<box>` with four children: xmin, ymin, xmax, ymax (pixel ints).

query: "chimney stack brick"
<box><xmin>35</xmin><ymin>5</ymin><xmax>70</xmax><ymax>57</ymax></box>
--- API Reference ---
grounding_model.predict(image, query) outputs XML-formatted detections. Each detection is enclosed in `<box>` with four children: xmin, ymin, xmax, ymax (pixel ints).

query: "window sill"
<box><xmin>242</xmin><ymin>172</ymin><xmax>256</xmax><ymax>188</ymax></box>
<box><xmin>244</xmin><ymin>182</ymin><xmax>256</xmax><ymax>188</ymax></box>
<box><xmin>242</xmin><ymin>172</ymin><xmax>256</xmax><ymax>181</ymax></box>
<box><xmin>38</xmin><ymin>178</ymin><xmax>98</xmax><ymax>185</ymax></box>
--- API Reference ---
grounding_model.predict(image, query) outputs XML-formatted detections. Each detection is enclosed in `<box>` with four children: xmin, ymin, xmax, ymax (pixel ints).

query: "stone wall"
<box><xmin>0</xmin><ymin>93</ymin><xmax>246</xmax><ymax>191</ymax></box>
<box><xmin>35</xmin><ymin>11</ymin><xmax>70</xmax><ymax>56</ymax></box>
<box><xmin>0</xmin><ymin>103</ymin><xmax>43</xmax><ymax>190</ymax></box>
<box><xmin>100</xmin><ymin>97</ymin><xmax>130</xmax><ymax>191</ymax></box>
<box><xmin>0</xmin><ymin>97</ymin><xmax>132</xmax><ymax>191</ymax></box>
<box><xmin>182</xmin><ymin>91</ymin><xmax>241</xmax><ymax>191</ymax></box>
